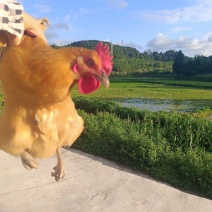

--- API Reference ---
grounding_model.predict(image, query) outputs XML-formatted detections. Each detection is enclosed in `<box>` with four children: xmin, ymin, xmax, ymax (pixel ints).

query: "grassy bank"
<box><xmin>72</xmin><ymin>97</ymin><xmax>212</xmax><ymax>199</ymax></box>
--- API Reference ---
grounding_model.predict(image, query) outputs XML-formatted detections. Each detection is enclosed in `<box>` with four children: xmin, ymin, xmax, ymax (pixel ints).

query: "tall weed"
<box><xmin>73</xmin><ymin>97</ymin><xmax>212</xmax><ymax>152</ymax></box>
<box><xmin>73</xmin><ymin>108</ymin><xmax>212</xmax><ymax>198</ymax></box>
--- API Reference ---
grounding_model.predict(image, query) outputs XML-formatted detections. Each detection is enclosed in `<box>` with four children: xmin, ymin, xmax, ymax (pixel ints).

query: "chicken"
<box><xmin>0</xmin><ymin>35</ymin><xmax>113</xmax><ymax>181</ymax></box>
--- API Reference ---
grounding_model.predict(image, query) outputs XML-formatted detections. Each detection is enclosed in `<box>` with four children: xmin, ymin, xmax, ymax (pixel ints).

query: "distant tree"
<box><xmin>51</xmin><ymin>44</ymin><xmax>59</xmax><ymax>49</ymax></box>
<box><xmin>173</xmin><ymin>51</ymin><xmax>187</xmax><ymax>76</ymax></box>
<box><xmin>173</xmin><ymin>51</ymin><xmax>212</xmax><ymax>76</ymax></box>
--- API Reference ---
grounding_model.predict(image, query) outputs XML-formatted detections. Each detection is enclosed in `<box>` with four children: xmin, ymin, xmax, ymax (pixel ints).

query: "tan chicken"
<box><xmin>0</xmin><ymin>32</ymin><xmax>113</xmax><ymax>181</ymax></box>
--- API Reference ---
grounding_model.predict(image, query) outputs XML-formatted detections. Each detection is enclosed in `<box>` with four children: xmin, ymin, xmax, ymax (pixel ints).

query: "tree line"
<box><xmin>172</xmin><ymin>51</ymin><xmax>212</xmax><ymax>76</ymax></box>
<box><xmin>51</xmin><ymin>40</ymin><xmax>212</xmax><ymax>76</ymax></box>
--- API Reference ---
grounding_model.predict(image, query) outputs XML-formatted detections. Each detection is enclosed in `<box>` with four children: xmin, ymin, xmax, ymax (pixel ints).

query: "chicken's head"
<box><xmin>0</xmin><ymin>37</ymin><xmax>113</xmax><ymax>108</ymax></box>
<box><xmin>72</xmin><ymin>42</ymin><xmax>113</xmax><ymax>94</ymax></box>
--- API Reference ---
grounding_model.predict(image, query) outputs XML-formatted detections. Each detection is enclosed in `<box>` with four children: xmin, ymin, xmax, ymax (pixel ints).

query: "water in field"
<box><xmin>115</xmin><ymin>98</ymin><xmax>212</xmax><ymax>112</ymax></box>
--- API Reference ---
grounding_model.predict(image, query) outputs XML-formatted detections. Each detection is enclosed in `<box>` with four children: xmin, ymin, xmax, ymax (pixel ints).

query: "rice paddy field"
<box><xmin>72</xmin><ymin>76</ymin><xmax>212</xmax><ymax>100</ymax></box>
<box><xmin>71</xmin><ymin>76</ymin><xmax>212</xmax><ymax>117</ymax></box>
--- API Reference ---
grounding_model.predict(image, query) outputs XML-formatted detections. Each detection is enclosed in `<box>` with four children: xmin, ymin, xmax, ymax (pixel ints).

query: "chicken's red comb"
<box><xmin>95</xmin><ymin>42</ymin><xmax>113</xmax><ymax>75</ymax></box>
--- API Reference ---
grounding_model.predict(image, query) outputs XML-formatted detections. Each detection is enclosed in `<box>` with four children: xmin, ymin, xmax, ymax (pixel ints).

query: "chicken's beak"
<box><xmin>95</xmin><ymin>71</ymin><xmax>110</xmax><ymax>89</ymax></box>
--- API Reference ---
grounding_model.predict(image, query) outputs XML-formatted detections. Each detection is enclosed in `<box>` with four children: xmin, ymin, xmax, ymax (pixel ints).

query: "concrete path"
<box><xmin>0</xmin><ymin>148</ymin><xmax>211</xmax><ymax>212</ymax></box>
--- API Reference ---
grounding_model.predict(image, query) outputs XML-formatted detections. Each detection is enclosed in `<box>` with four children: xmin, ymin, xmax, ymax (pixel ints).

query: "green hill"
<box><xmin>53</xmin><ymin>40</ymin><xmax>174</xmax><ymax>75</ymax></box>
<box><xmin>51</xmin><ymin>40</ymin><xmax>212</xmax><ymax>77</ymax></box>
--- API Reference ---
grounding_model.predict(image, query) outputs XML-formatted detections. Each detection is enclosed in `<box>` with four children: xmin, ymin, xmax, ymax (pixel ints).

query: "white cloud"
<box><xmin>113</xmin><ymin>41</ymin><xmax>142</xmax><ymax>49</ymax></box>
<box><xmin>133</xmin><ymin>0</ymin><xmax>212</xmax><ymax>24</ymax></box>
<box><xmin>35</xmin><ymin>4</ymin><xmax>51</xmax><ymax>14</ymax></box>
<box><xmin>48</xmin><ymin>39</ymin><xmax>74</xmax><ymax>46</ymax></box>
<box><xmin>45</xmin><ymin>21</ymin><xmax>72</xmax><ymax>44</ymax></box>
<box><xmin>45</xmin><ymin>31</ymin><xmax>57</xmax><ymax>39</ymax></box>
<box><xmin>208</xmin><ymin>35</ymin><xmax>212</xmax><ymax>42</ymax></box>
<box><xmin>147</xmin><ymin>33</ymin><xmax>172</xmax><ymax>49</ymax></box>
<box><xmin>64</xmin><ymin>15</ymin><xmax>71</xmax><ymax>21</ymax></box>
<box><xmin>71</xmin><ymin>7</ymin><xmax>100</xmax><ymax>20</ymax></box>
<box><xmin>107</xmin><ymin>0</ymin><xmax>128</xmax><ymax>9</ymax></box>
<box><xmin>124</xmin><ymin>42</ymin><xmax>143</xmax><ymax>50</ymax></box>
<box><xmin>169</xmin><ymin>26</ymin><xmax>192</xmax><ymax>34</ymax></box>
<box><xmin>79</xmin><ymin>7</ymin><xmax>98</xmax><ymax>14</ymax></box>
<box><xmin>147</xmin><ymin>33</ymin><xmax>212</xmax><ymax>56</ymax></box>
<box><xmin>49</xmin><ymin>22</ymin><xmax>70</xmax><ymax>31</ymax></box>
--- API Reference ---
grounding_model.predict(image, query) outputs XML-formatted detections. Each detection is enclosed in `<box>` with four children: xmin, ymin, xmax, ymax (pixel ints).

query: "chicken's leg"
<box><xmin>21</xmin><ymin>150</ymin><xmax>39</xmax><ymax>170</ymax></box>
<box><xmin>51</xmin><ymin>148</ymin><xmax>66</xmax><ymax>181</ymax></box>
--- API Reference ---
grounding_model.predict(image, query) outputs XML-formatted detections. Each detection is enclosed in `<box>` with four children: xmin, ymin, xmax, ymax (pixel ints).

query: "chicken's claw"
<box><xmin>51</xmin><ymin>148</ymin><xmax>66</xmax><ymax>181</ymax></box>
<box><xmin>51</xmin><ymin>163</ymin><xmax>66</xmax><ymax>182</ymax></box>
<box><xmin>21</xmin><ymin>151</ymin><xmax>39</xmax><ymax>170</ymax></box>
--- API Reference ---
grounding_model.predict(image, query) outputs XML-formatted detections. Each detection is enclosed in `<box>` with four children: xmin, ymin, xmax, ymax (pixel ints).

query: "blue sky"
<box><xmin>20</xmin><ymin>0</ymin><xmax>212</xmax><ymax>56</ymax></box>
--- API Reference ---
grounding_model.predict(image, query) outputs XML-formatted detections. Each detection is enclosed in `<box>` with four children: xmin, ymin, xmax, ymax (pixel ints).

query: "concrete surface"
<box><xmin>0</xmin><ymin>148</ymin><xmax>212</xmax><ymax>212</ymax></box>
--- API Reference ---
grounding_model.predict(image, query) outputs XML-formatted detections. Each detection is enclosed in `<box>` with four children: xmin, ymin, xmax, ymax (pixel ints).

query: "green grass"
<box><xmin>71</xmin><ymin>77</ymin><xmax>212</xmax><ymax>100</ymax></box>
<box><xmin>136</xmin><ymin>78</ymin><xmax>212</xmax><ymax>89</ymax></box>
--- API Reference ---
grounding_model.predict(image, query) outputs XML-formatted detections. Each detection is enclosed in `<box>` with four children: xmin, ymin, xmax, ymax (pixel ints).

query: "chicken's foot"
<box><xmin>21</xmin><ymin>150</ymin><xmax>39</xmax><ymax>170</ymax></box>
<box><xmin>51</xmin><ymin>148</ymin><xmax>66</xmax><ymax>182</ymax></box>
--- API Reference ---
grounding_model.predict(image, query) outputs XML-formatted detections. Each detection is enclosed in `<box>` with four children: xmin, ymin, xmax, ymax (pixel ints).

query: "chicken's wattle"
<box><xmin>78</xmin><ymin>75</ymin><xmax>100</xmax><ymax>94</ymax></box>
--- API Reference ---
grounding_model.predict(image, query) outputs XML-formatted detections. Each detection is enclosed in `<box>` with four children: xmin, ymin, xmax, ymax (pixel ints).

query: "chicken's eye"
<box><xmin>87</xmin><ymin>59</ymin><xmax>94</xmax><ymax>67</ymax></box>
